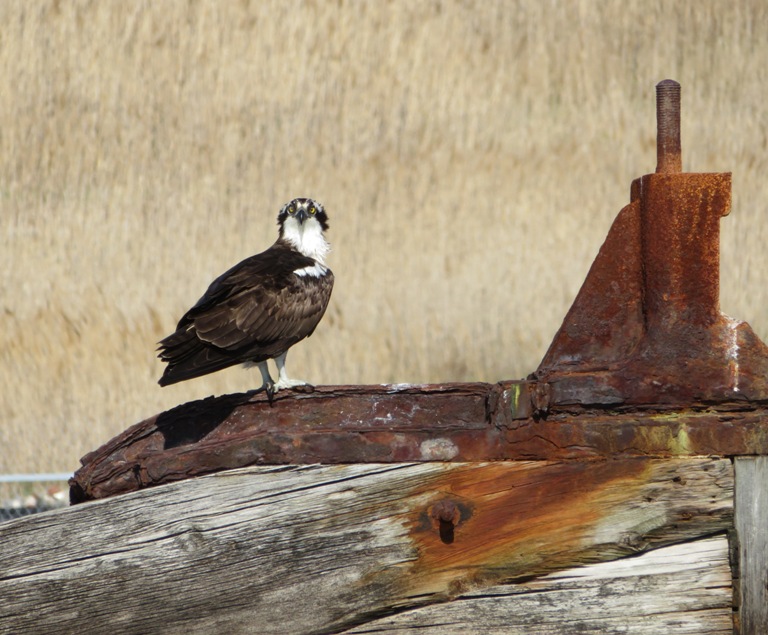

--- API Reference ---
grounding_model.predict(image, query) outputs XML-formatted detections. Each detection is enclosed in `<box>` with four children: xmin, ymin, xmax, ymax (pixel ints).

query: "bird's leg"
<box><xmin>274</xmin><ymin>352</ymin><xmax>309</xmax><ymax>390</ymax></box>
<box><xmin>256</xmin><ymin>360</ymin><xmax>276</xmax><ymax>403</ymax></box>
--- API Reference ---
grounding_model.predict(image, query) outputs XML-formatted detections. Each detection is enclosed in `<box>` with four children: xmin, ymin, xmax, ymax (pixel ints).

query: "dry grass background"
<box><xmin>1</xmin><ymin>1</ymin><xmax>767</xmax><ymax>474</ymax></box>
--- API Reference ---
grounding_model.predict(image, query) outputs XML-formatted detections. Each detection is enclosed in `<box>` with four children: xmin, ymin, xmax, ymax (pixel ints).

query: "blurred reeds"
<box><xmin>2</xmin><ymin>1</ymin><xmax>767</xmax><ymax>472</ymax></box>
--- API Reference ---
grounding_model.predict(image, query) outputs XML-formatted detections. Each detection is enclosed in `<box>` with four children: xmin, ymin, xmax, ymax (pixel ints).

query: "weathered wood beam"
<box><xmin>4</xmin><ymin>459</ymin><xmax>732</xmax><ymax>635</ymax></box>
<box><xmin>70</xmin><ymin>382</ymin><xmax>768</xmax><ymax>501</ymax></box>
<box><xmin>341</xmin><ymin>536</ymin><xmax>733</xmax><ymax>635</ymax></box>
<box><xmin>735</xmin><ymin>456</ymin><xmax>768</xmax><ymax>635</ymax></box>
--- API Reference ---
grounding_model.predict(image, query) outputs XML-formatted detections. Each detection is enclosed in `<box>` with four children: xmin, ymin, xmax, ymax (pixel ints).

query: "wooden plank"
<box><xmin>2</xmin><ymin>459</ymin><xmax>732</xmax><ymax>635</ymax></box>
<box><xmin>735</xmin><ymin>456</ymin><xmax>768</xmax><ymax>634</ymax></box>
<box><xmin>70</xmin><ymin>382</ymin><xmax>768</xmax><ymax>501</ymax></box>
<box><xmin>342</xmin><ymin>536</ymin><xmax>733</xmax><ymax>634</ymax></box>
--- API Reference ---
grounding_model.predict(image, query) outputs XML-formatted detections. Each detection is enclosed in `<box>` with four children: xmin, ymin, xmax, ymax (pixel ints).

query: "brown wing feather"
<box><xmin>195</xmin><ymin>273</ymin><xmax>333</xmax><ymax>352</ymax></box>
<box><xmin>158</xmin><ymin>242</ymin><xmax>333</xmax><ymax>386</ymax></box>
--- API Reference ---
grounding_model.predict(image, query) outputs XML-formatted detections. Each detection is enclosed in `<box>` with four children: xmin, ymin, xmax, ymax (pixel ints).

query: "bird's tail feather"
<box><xmin>157</xmin><ymin>330</ymin><xmax>240</xmax><ymax>386</ymax></box>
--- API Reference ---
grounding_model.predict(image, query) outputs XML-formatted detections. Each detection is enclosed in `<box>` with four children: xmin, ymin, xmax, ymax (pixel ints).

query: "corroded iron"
<box><xmin>656</xmin><ymin>79</ymin><xmax>682</xmax><ymax>174</ymax></box>
<box><xmin>70</xmin><ymin>80</ymin><xmax>768</xmax><ymax>503</ymax></box>
<box><xmin>70</xmin><ymin>384</ymin><xmax>501</xmax><ymax>502</ymax></box>
<box><xmin>532</xmin><ymin>79</ymin><xmax>768</xmax><ymax>411</ymax></box>
<box><xmin>69</xmin><ymin>380</ymin><xmax>768</xmax><ymax>502</ymax></box>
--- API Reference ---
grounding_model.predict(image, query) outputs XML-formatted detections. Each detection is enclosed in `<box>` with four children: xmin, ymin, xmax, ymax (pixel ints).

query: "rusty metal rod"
<box><xmin>656</xmin><ymin>79</ymin><xmax>682</xmax><ymax>173</ymax></box>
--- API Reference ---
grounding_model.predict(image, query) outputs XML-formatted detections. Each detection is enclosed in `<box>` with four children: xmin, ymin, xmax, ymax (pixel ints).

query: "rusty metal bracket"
<box><xmin>529</xmin><ymin>79</ymin><xmax>768</xmax><ymax>412</ymax></box>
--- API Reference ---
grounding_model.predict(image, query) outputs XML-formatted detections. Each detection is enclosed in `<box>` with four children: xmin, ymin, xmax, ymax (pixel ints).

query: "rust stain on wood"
<box><xmin>405</xmin><ymin>460</ymin><xmax>651</xmax><ymax>593</ymax></box>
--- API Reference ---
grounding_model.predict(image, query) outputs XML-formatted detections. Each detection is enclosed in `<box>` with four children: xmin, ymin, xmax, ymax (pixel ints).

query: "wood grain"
<box><xmin>342</xmin><ymin>536</ymin><xmax>733</xmax><ymax>634</ymax></box>
<box><xmin>1</xmin><ymin>459</ymin><xmax>733</xmax><ymax>634</ymax></box>
<box><xmin>735</xmin><ymin>456</ymin><xmax>768</xmax><ymax>634</ymax></box>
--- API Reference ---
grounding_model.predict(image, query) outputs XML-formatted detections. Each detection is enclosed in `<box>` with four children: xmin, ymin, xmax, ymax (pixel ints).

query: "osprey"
<box><xmin>157</xmin><ymin>198</ymin><xmax>334</xmax><ymax>398</ymax></box>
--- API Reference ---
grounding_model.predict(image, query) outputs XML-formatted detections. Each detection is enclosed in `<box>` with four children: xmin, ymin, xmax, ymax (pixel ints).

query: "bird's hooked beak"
<box><xmin>296</xmin><ymin>207</ymin><xmax>309</xmax><ymax>224</ymax></box>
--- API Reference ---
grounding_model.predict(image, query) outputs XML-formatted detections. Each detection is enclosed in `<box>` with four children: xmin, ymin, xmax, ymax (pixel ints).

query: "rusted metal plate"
<box><xmin>70</xmin><ymin>383</ymin><xmax>499</xmax><ymax>501</ymax></box>
<box><xmin>498</xmin><ymin>404</ymin><xmax>768</xmax><ymax>461</ymax></box>
<box><xmin>69</xmin><ymin>380</ymin><xmax>768</xmax><ymax>502</ymax></box>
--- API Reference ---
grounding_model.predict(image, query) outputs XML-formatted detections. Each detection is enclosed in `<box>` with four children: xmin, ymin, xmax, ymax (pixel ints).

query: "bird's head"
<box><xmin>277</xmin><ymin>198</ymin><xmax>330</xmax><ymax>262</ymax></box>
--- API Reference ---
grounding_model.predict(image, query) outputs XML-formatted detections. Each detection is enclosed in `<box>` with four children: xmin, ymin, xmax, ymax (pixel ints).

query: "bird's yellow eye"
<box><xmin>288</xmin><ymin>205</ymin><xmax>296</xmax><ymax>214</ymax></box>
<box><xmin>308</xmin><ymin>205</ymin><xmax>316</xmax><ymax>215</ymax></box>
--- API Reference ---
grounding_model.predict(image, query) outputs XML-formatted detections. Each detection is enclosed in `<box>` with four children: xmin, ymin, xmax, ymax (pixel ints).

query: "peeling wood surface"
<box><xmin>342</xmin><ymin>536</ymin><xmax>733</xmax><ymax>634</ymax></box>
<box><xmin>5</xmin><ymin>459</ymin><xmax>732</xmax><ymax>635</ymax></box>
<box><xmin>70</xmin><ymin>382</ymin><xmax>768</xmax><ymax>501</ymax></box>
<box><xmin>735</xmin><ymin>456</ymin><xmax>768</xmax><ymax>634</ymax></box>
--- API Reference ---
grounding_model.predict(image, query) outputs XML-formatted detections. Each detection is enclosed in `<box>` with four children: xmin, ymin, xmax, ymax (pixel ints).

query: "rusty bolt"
<box><xmin>431</xmin><ymin>499</ymin><xmax>460</xmax><ymax>544</ymax></box>
<box><xmin>532</xmin><ymin>381</ymin><xmax>552</xmax><ymax>417</ymax></box>
<box><xmin>431</xmin><ymin>499</ymin><xmax>459</xmax><ymax>524</ymax></box>
<box><xmin>656</xmin><ymin>79</ymin><xmax>682</xmax><ymax>174</ymax></box>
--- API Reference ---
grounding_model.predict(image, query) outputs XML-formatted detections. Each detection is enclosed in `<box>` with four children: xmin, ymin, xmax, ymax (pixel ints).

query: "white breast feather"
<box><xmin>293</xmin><ymin>262</ymin><xmax>329</xmax><ymax>278</ymax></box>
<box><xmin>282</xmin><ymin>217</ymin><xmax>330</xmax><ymax>264</ymax></box>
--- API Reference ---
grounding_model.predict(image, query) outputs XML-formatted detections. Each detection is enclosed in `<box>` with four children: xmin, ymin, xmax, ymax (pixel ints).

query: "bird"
<box><xmin>157</xmin><ymin>197</ymin><xmax>334</xmax><ymax>400</ymax></box>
